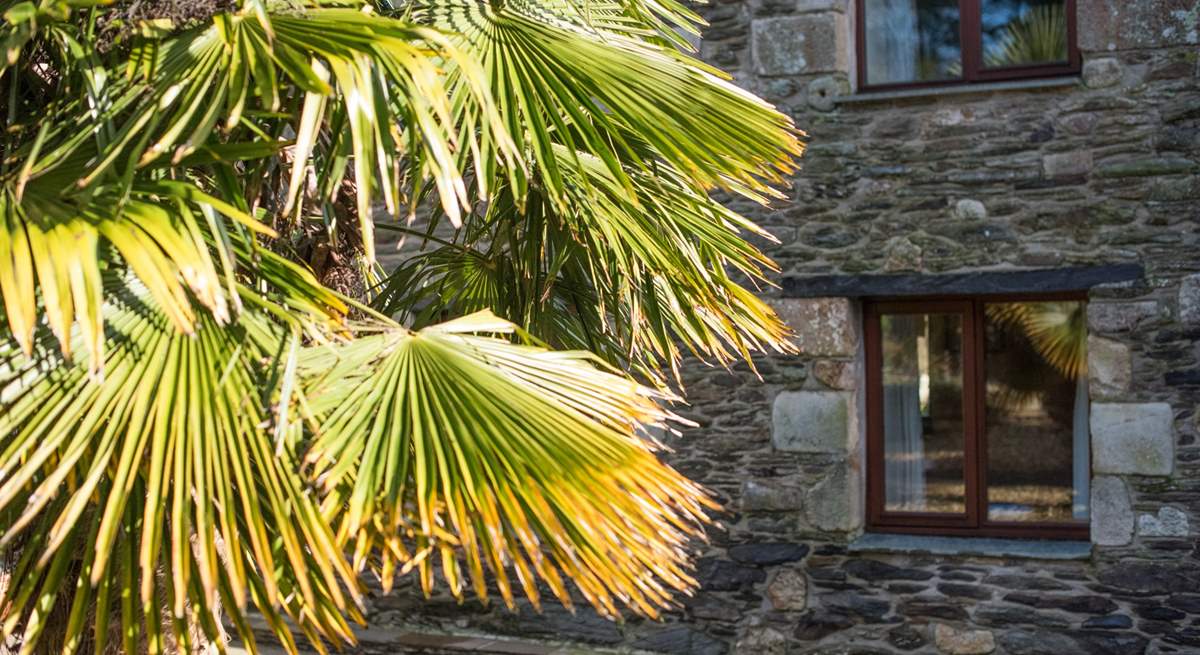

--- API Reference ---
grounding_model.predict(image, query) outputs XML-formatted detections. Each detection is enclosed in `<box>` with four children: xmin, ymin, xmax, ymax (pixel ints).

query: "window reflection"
<box><xmin>865</xmin><ymin>0</ymin><xmax>962</xmax><ymax>85</ymax></box>
<box><xmin>984</xmin><ymin>301</ymin><xmax>1088</xmax><ymax>523</ymax></box>
<box><xmin>982</xmin><ymin>0</ymin><xmax>1068</xmax><ymax>68</ymax></box>
<box><xmin>881</xmin><ymin>313</ymin><xmax>965</xmax><ymax>514</ymax></box>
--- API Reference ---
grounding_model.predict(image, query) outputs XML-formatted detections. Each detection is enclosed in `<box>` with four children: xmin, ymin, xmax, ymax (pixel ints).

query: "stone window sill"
<box><xmin>850</xmin><ymin>533</ymin><xmax>1092</xmax><ymax>561</ymax></box>
<box><xmin>837</xmin><ymin>76</ymin><xmax>1080</xmax><ymax>105</ymax></box>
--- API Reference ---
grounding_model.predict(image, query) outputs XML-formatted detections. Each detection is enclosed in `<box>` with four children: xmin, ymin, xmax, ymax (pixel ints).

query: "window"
<box><xmin>864</xmin><ymin>296</ymin><xmax>1089</xmax><ymax>539</ymax></box>
<box><xmin>856</xmin><ymin>0</ymin><xmax>1079</xmax><ymax>90</ymax></box>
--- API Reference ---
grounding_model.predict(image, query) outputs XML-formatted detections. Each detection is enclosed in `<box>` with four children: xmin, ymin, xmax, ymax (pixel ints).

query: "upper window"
<box><xmin>856</xmin><ymin>0</ymin><xmax>1079</xmax><ymax>90</ymax></box>
<box><xmin>864</xmin><ymin>296</ymin><xmax>1089</xmax><ymax>539</ymax></box>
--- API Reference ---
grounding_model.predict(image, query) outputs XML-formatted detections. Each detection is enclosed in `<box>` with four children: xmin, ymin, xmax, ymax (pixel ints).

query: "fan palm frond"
<box><xmin>303</xmin><ymin>311</ymin><xmax>715</xmax><ymax>618</ymax></box>
<box><xmin>416</xmin><ymin>0</ymin><xmax>802</xmax><ymax>212</ymax></box>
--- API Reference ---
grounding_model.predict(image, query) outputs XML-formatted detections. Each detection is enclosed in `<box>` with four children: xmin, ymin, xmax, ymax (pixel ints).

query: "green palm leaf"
<box><xmin>418</xmin><ymin>0</ymin><xmax>802</xmax><ymax>210</ymax></box>
<box><xmin>375</xmin><ymin>145</ymin><xmax>794</xmax><ymax>383</ymax></box>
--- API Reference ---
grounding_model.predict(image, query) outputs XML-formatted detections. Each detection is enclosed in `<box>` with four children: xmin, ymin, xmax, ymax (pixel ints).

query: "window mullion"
<box><xmin>960</xmin><ymin>0</ymin><xmax>982</xmax><ymax>82</ymax></box>
<box><xmin>962</xmin><ymin>300</ymin><xmax>981</xmax><ymax>528</ymax></box>
<box><xmin>973</xmin><ymin>299</ymin><xmax>989</xmax><ymax>528</ymax></box>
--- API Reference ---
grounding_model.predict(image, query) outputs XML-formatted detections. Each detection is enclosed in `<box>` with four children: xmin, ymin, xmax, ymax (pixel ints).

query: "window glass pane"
<box><xmin>881</xmin><ymin>313</ymin><xmax>965</xmax><ymax>514</ymax></box>
<box><xmin>984</xmin><ymin>301</ymin><xmax>1088</xmax><ymax>523</ymax></box>
<box><xmin>865</xmin><ymin>0</ymin><xmax>962</xmax><ymax>85</ymax></box>
<box><xmin>981</xmin><ymin>0</ymin><xmax>1069</xmax><ymax>68</ymax></box>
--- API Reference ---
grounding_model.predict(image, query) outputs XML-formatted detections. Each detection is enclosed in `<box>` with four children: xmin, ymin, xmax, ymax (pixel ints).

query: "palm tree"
<box><xmin>0</xmin><ymin>0</ymin><xmax>801</xmax><ymax>652</ymax></box>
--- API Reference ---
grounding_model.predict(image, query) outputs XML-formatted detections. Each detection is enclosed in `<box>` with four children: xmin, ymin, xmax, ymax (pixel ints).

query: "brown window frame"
<box><xmin>863</xmin><ymin>293</ymin><xmax>1089</xmax><ymax>540</ymax></box>
<box><xmin>854</xmin><ymin>0</ymin><xmax>1082</xmax><ymax>92</ymax></box>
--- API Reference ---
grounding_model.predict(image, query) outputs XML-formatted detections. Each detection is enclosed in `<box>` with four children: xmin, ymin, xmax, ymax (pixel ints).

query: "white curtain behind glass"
<box><xmin>1072</xmin><ymin>374</ymin><xmax>1090</xmax><ymax>520</ymax></box>
<box><xmin>866</xmin><ymin>0</ymin><xmax>919</xmax><ymax>84</ymax></box>
<box><xmin>883</xmin><ymin>317</ymin><xmax>926</xmax><ymax>511</ymax></box>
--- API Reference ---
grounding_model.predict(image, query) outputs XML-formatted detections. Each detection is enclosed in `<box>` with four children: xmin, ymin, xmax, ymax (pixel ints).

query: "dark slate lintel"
<box><xmin>782</xmin><ymin>264</ymin><xmax>1144</xmax><ymax>299</ymax></box>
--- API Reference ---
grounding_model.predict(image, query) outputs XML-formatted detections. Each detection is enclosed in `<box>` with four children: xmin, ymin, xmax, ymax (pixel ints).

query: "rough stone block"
<box><xmin>804</xmin><ymin>466</ymin><xmax>862</xmax><ymax>532</ymax></box>
<box><xmin>751</xmin><ymin>14</ymin><xmax>847</xmax><ymax>76</ymax></box>
<box><xmin>1098</xmin><ymin>561</ymin><xmax>1200</xmax><ymax>594</ymax></box>
<box><xmin>768</xmin><ymin>297</ymin><xmax>858</xmax><ymax>356</ymax></box>
<box><xmin>1083</xmin><ymin>615</ymin><xmax>1134</xmax><ymax>629</ymax></box>
<box><xmin>1150</xmin><ymin>175</ymin><xmax>1200</xmax><ymax>202</ymax></box>
<box><xmin>1137</xmin><ymin>506</ymin><xmax>1189</xmax><ymax>537</ymax></box>
<box><xmin>1087</xmin><ymin>300</ymin><xmax>1159</xmax><ymax>332</ymax></box>
<box><xmin>888</xmin><ymin>625</ymin><xmax>928</xmax><ymax>650</ymax></box>
<box><xmin>728</xmin><ymin>542</ymin><xmax>809</xmax><ymax>565</ymax></box>
<box><xmin>632</xmin><ymin>626</ymin><xmax>726</xmax><ymax>655</ymax></box>
<box><xmin>952</xmin><ymin>198</ymin><xmax>987</xmax><ymax>220</ymax></box>
<box><xmin>1087</xmin><ymin>335</ymin><xmax>1132</xmax><ymax>398</ymax></box>
<box><xmin>1090</xmin><ymin>476</ymin><xmax>1134</xmax><ymax>546</ymax></box>
<box><xmin>820</xmin><ymin>590</ymin><xmax>890</xmax><ymax>620</ymax></box>
<box><xmin>1077</xmin><ymin>0</ymin><xmax>1200</xmax><ymax>51</ymax></box>
<box><xmin>772</xmin><ymin>391</ymin><xmax>853</xmax><ymax>453</ymax></box>
<box><xmin>1042</xmin><ymin>150</ymin><xmax>1094</xmax><ymax>177</ymax></box>
<box><xmin>1094</xmin><ymin>156</ymin><xmax>1198</xmax><ymax>178</ymax></box>
<box><xmin>807</xmin><ymin>75</ymin><xmax>848</xmax><ymax>112</ymax></box>
<box><xmin>1180</xmin><ymin>274</ymin><xmax>1200</xmax><ymax>324</ymax></box>
<box><xmin>1082</xmin><ymin>57</ymin><xmax>1122</xmax><ymax>88</ymax></box>
<box><xmin>741</xmin><ymin>480</ymin><xmax>803</xmax><ymax>511</ymax></box>
<box><xmin>766</xmin><ymin>569</ymin><xmax>808</xmax><ymax>610</ymax></box>
<box><xmin>1091</xmin><ymin>403</ymin><xmax>1175</xmax><ymax>476</ymax></box>
<box><xmin>883</xmin><ymin>236</ymin><xmax>923</xmax><ymax>272</ymax></box>
<box><xmin>812</xmin><ymin>359</ymin><xmax>858</xmax><ymax>390</ymax></box>
<box><xmin>931</xmin><ymin>623</ymin><xmax>996</xmax><ymax>655</ymax></box>
<box><xmin>699</xmin><ymin>558</ymin><xmax>766</xmax><ymax>591</ymax></box>
<box><xmin>845</xmin><ymin>559</ymin><xmax>933</xmax><ymax>581</ymax></box>
<box><xmin>931</xmin><ymin>107</ymin><xmax>971</xmax><ymax>126</ymax></box>
<box><xmin>734</xmin><ymin>627</ymin><xmax>787</xmax><ymax>655</ymax></box>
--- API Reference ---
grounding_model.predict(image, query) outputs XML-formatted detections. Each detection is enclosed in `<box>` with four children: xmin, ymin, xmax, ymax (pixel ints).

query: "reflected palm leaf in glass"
<box><xmin>982</xmin><ymin>0</ymin><xmax>1068</xmax><ymax>68</ymax></box>
<box><xmin>984</xmin><ymin>301</ymin><xmax>1088</xmax><ymax>523</ymax></box>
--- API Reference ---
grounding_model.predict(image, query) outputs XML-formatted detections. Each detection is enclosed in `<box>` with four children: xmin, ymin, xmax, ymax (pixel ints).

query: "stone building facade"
<box><xmin>357</xmin><ymin>1</ymin><xmax>1200</xmax><ymax>654</ymax></box>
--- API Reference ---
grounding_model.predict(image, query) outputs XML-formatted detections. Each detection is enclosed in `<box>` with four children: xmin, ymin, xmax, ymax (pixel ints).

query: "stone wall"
<box><xmin>362</xmin><ymin>1</ymin><xmax>1200</xmax><ymax>653</ymax></box>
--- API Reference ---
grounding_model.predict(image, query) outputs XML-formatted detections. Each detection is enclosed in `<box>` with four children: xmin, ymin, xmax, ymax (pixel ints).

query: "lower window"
<box><xmin>864</xmin><ymin>296</ymin><xmax>1089</xmax><ymax>539</ymax></box>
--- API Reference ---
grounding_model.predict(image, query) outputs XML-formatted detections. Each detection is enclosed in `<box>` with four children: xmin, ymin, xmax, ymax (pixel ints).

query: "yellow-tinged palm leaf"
<box><xmin>0</xmin><ymin>281</ymin><xmax>362</xmax><ymax>655</ymax></box>
<box><xmin>301</xmin><ymin>311</ymin><xmax>716</xmax><ymax>618</ymax></box>
<box><xmin>0</xmin><ymin>183</ymin><xmax>245</xmax><ymax>371</ymax></box>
